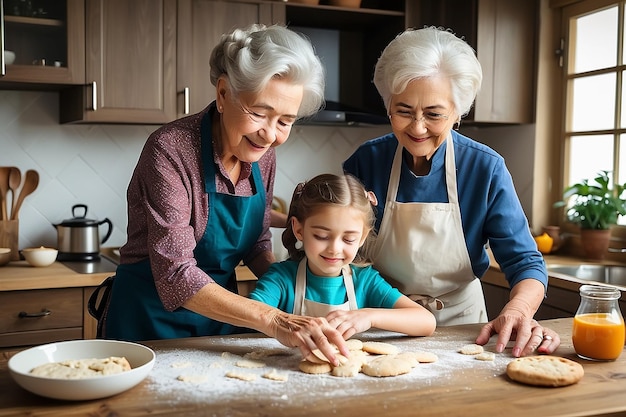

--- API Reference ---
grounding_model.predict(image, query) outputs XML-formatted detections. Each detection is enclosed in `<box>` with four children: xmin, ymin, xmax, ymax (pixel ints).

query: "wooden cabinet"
<box><xmin>0</xmin><ymin>287</ymin><xmax>97</xmax><ymax>348</ymax></box>
<box><xmin>176</xmin><ymin>0</ymin><xmax>278</xmax><ymax>118</ymax></box>
<box><xmin>0</xmin><ymin>0</ymin><xmax>84</xmax><ymax>86</ymax></box>
<box><xmin>60</xmin><ymin>0</ymin><xmax>177</xmax><ymax>124</ymax></box>
<box><xmin>416</xmin><ymin>0</ymin><xmax>537</xmax><ymax>124</ymax></box>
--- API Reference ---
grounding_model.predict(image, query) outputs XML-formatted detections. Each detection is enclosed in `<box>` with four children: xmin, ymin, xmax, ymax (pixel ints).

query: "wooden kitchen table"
<box><xmin>0</xmin><ymin>318</ymin><xmax>625</xmax><ymax>417</ymax></box>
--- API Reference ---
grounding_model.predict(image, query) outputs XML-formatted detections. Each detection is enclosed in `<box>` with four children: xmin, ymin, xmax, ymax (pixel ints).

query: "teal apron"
<box><xmin>104</xmin><ymin>110</ymin><xmax>265</xmax><ymax>341</ymax></box>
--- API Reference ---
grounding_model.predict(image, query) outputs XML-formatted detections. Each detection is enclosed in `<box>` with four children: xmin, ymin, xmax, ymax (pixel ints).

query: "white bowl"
<box><xmin>8</xmin><ymin>339</ymin><xmax>155</xmax><ymax>401</ymax></box>
<box><xmin>21</xmin><ymin>247</ymin><xmax>58</xmax><ymax>267</ymax></box>
<box><xmin>0</xmin><ymin>247</ymin><xmax>10</xmax><ymax>266</ymax></box>
<box><xmin>4</xmin><ymin>50</ymin><xmax>16</xmax><ymax>65</ymax></box>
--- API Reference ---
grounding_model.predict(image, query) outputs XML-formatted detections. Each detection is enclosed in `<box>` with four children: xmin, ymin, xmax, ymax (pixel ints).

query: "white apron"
<box><xmin>293</xmin><ymin>259</ymin><xmax>358</xmax><ymax>317</ymax></box>
<box><xmin>372</xmin><ymin>136</ymin><xmax>487</xmax><ymax>325</ymax></box>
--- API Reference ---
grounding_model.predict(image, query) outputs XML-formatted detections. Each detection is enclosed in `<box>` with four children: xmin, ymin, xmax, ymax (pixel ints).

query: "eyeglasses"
<box><xmin>388</xmin><ymin>110</ymin><xmax>450</xmax><ymax>130</ymax></box>
<box><xmin>232</xmin><ymin>97</ymin><xmax>296</xmax><ymax>136</ymax></box>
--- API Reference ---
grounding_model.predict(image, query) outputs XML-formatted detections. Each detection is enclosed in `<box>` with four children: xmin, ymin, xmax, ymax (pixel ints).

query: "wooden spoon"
<box><xmin>11</xmin><ymin>170</ymin><xmax>39</xmax><ymax>220</ymax></box>
<box><xmin>8</xmin><ymin>167</ymin><xmax>21</xmax><ymax>220</ymax></box>
<box><xmin>0</xmin><ymin>167</ymin><xmax>10</xmax><ymax>220</ymax></box>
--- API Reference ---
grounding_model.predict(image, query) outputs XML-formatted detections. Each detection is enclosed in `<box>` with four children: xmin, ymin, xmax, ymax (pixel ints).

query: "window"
<box><xmin>562</xmin><ymin>0</ymin><xmax>626</xmax><ymax>196</ymax></box>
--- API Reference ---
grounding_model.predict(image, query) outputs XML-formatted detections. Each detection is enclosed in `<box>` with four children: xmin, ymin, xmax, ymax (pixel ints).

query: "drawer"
<box><xmin>0</xmin><ymin>288</ymin><xmax>83</xmax><ymax>334</ymax></box>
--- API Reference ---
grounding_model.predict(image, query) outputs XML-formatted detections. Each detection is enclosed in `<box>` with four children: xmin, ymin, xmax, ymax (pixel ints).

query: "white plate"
<box><xmin>8</xmin><ymin>339</ymin><xmax>155</xmax><ymax>401</ymax></box>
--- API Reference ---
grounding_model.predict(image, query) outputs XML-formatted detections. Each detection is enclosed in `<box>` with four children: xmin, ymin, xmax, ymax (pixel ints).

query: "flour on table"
<box><xmin>145</xmin><ymin>332</ymin><xmax>513</xmax><ymax>404</ymax></box>
<box><xmin>170</xmin><ymin>361</ymin><xmax>193</xmax><ymax>369</ymax></box>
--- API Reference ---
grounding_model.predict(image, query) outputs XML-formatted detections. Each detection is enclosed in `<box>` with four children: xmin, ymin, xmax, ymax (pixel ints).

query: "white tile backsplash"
<box><xmin>0</xmin><ymin>90</ymin><xmax>391</xmax><ymax>252</ymax></box>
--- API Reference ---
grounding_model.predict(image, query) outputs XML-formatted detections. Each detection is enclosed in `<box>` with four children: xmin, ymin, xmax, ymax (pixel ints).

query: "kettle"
<box><xmin>53</xmin><ymin>204</ymin><xmax>113</xmax><ymax>262</ymax></box>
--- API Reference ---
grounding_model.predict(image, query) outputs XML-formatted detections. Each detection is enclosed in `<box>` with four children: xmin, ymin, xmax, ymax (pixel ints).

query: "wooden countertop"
<box><xmin>0</xmin><ymin>250</ymin><xmax>257</xmax><ymax>292</ymax></box>
<box><xmin>0</xmin><ymin>261</ymin><xmax>110</xmax><ymax>291</ymax></box>
<box><xmin>485</xmin><ymin>251</ymin><xmax>626</xmax><ymax>292</ymax></box>
<box><xmin>0</xmin><ymin>318</ymin><xmax>624</xmax><ymax>416</ymax></box>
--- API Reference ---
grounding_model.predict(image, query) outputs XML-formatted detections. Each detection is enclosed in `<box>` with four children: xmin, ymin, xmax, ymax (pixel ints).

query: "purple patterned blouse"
<box><xmin>119</xmin><ymin>104</ymin><xmax>275</xmax><ymax>311</ymax></box>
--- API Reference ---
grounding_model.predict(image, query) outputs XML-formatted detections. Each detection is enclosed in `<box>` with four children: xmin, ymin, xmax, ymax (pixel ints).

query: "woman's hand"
<box><xmin>269</xmin><ymin>312</ymin><xmax>349</xmax><ymax>366</ymax></box>
<box><xmin>476</xmin><ymin>313</ymin><xmax>561</xmax><ymax>357</ymax></box>
<box><xmin>475</xmin><ymin>278</ymin><xmax>560</xmax><ymax>357</ymax></box>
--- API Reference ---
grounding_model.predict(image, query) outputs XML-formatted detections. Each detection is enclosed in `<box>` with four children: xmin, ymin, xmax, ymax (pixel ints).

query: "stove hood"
<box><xmin>300</xmin><ymin>101</ymin><xmax>390</xmax><ymax>126</ymax></box>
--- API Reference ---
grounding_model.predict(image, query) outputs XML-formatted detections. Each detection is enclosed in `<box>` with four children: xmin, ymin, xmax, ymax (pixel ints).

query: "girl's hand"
<box><xmin>325</xmin><ymin>309</ymin><xmax>373</xmax><ymax>339</ymax></box>
<box><xmin>269</xmin><ymin>312</ymin><xmax>349</xmax><ymax>366</ymax></box>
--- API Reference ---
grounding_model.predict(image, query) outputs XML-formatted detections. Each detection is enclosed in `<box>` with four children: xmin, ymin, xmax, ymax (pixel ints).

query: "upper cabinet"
<box><xmin>60</xmin><ymin>0</ymin><xmax>177</xmax><ymax>124</ymax></box>
<box><xmin>416</xmin><ymin>0</ymin><xmax>537</xmax><ymax>124</ymax></box>
<box><xmin>176</xmin><ymin>0</ymin><xmax>278</xmax><ymax>118</ymax></box>
<box><xmin>279</xmin><ymin>1</ymin><xmax>406</xmax><ymax>119</ymax></box>
<box><xmin>1</xmin><ymin>0</ymin><xmax>537</xmax><ymax>125</ymax></box>
<box><xmin>0</xmin><ymin>0</ymin><xmax>84</xmax><ymax>86</ymax></box>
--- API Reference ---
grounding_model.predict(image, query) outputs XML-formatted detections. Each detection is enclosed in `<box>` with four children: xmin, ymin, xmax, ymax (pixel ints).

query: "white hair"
<box><xmin>373</xmin><ymin>26</ymin><xmax>482</xmax><ymax>117</ymax></box>
<box><xmin>210</xmin><ymin>24</ymin><xmax>325</xmax><ymax>118</ymax></box>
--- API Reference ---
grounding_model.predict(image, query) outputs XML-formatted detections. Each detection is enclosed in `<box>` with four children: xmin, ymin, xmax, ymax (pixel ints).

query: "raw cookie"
<box><xmin>30</xmin><ymin>357</ymin><xmax>131</xmax><ymax>379</ymax></box>
<box><xmin>459</xmin><ymin>344</ymin><xmax>484</xmax><ymax>355</ymax></box>
<box><xmin>298</xmin><ymin>360</ymin><xmax>332</xmax><ymax>374</ymax></box>
<box><xmin>401</xmin><ymin>350</ymin><xmax>439</xmax><ymax>363</ymax></box>
<box><xmin>362</xmin><ymin>341</ymin><xmax>399</xmax><ymax>355</ymax></box>
<box><xmin>177</xmin><ymin>374</ymin><xmax>208</xmax><ymax>384</ymax></box>
<box><xmin>235</xmin><ymin>359</ymin><xmax>266</xmax><ymax>368</ymax></box>
<box><xmin>506</xmin><ymin>356</ymin><xmax>584</xmax><ymax>387</ymax></box>
<box><xmin>331</xmin><ymin>351</ymin><xmax>369</xmax><ymax>377</ymax></box>
<box><xmin>475</xmin><ymin>352</ymin><xmax>496</xmax><ymax>361</ymax></box>
<box><xmin>345</xmin><ymin>339</ymin><xmax>364</xmax><ymax>351</ymax></box>
<box><xmin>361</xmin><ymin>354</ymin><xmax>413</xmax><ymax>377</ymax></box>
<box><xmin>225</xmin><ymin>371</ymin><xmax>257</xmax><ymax>381</ymax></box>
<box><xmin>394</xmin><ymin>352</ymin><xmax>420</xmax><ymax>367</ymax></box>
<box><xmin>262</xmin><ymin>369</ymin><xmax>289</xmax><ymax>382</ymax></box>
<box><xmin>307</xmin><ymin>349</ymin><xmax>348</xmax><ymax>365</ymax></box>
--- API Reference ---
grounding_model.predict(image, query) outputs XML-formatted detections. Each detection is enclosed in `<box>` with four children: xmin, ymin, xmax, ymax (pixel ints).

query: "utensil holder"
<box><xmin>0</xmin><ymin>220</ymin><xmax>19</xmax><ymax>261</ymax></box>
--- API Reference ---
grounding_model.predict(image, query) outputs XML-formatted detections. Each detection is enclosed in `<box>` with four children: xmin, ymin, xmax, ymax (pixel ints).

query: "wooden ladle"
<box><xmin>11</xmin><ymin>170</ymin><xmax>39</xmax><ymax>220</ymax></box>
<box><xmin>8</xmin><ymin>167</ymin><xmax>21</xmax><ymax>220</ymax></box>
<box><xmin>0</xmin><ymin>167</ymin><xmax>10</xmax><ymax>220</ymax></box>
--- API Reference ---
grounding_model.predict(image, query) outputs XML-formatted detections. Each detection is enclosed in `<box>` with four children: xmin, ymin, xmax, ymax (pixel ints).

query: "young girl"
<box><xmin>249</xmin><ymin>174</ymin><xmax>436</xmax><ymax>338</ymax></box>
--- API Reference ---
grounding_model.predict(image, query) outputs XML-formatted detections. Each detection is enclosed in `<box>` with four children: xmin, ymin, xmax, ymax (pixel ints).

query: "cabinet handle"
<box><xmin>18</xmin><ymin>309</ymin><xmax>52</xmax><ymax>318</ymax></box>
<box><xmin>183</xmin><ymin>87</ymin><xmax>190</xmax><ymax>115</ymax></box>
<box><xmin>91</xmin><ymin>81</ymin><xmax>98</xmax><ymax>111</ymax></box>
<box><xmin>1</xmin><ymin>0</ymin><xmax>5</xmax><ymax>76</ymax></box>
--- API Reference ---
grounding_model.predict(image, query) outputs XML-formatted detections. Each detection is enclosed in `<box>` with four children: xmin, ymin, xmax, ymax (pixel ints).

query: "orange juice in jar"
<box><xmin>572</xmin><ymin>285</ymin><xmax>625</xmax><ymax>361</ymax></box>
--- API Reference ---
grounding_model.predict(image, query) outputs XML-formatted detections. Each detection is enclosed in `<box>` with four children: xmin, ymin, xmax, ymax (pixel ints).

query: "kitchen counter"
<box><xmin>0</xmin><ymin>318</ymin><xmax>624</xmax><ymax>416</ymax></box>
<box><xmin>0</xmin><ymin>261</ymin><xmax>112</xmax><ymax>292</ymax></box>
<box><xmin>485</xmin><ymin>252</ymin><xmax>626</xmax><ymax>292</ymax></box>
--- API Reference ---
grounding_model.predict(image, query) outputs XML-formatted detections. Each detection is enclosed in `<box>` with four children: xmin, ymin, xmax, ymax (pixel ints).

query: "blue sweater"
<box><xmin>249</xmin><ymin>260</ymin><xmax>403</xmax><ymax>313</ymax></box>
<box><xmin>343</xmin><ymin>131</ymin><xmax>547</xmax><ymax>290</ymax></box>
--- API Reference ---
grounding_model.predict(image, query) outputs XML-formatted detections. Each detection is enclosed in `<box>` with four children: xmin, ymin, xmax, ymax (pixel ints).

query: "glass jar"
<box><xmin>572</xmin><ymin>285</ymin><xmax>625</xmax><ymax>361</ymax></box>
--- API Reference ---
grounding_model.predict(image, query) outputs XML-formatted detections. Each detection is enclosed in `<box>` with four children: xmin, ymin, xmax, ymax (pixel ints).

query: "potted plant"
<box><xmin>554</xmin><ymin>170</ymin><xmax>626</xmax><ymax>259</ymax></box>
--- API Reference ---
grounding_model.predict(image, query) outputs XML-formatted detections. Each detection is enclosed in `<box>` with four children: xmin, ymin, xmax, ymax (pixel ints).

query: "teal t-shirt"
<box><xmin>249</xmin><ymin>259</ymin><xmax>403</xmax><ymax>314</ymax></box>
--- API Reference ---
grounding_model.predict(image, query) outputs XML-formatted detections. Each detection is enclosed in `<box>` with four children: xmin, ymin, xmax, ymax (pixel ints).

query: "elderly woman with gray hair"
<box><xmin>344</xmin><ymin>26</ymin><xmax>560</xmax><ymax>357</ymax></box>
<box><xmin>95</xmin><ymin>24</ymin><xmax>348</xmax><ymax>365</ymax></box>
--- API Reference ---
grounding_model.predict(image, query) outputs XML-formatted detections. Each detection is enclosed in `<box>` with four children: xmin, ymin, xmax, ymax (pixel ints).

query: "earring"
<box><xmin>294</xmin><ymin>239</ymin><xmax>303</xmax><ymax>250</ymax></box>
<box><xmin>453</xmin><ymin>120</ymin><xmax>461</xmax><ymax>130</ymax></box>
<box><xmin>218</xmin><ymin>106</ymin><xmax>223</xmax><ymax>113</ymax></box>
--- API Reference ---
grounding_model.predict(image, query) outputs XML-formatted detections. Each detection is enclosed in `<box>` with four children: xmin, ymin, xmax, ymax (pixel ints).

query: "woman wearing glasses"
<box><xmin>343</xmin><ymin>27</ymin><xmax>560</xmax><ymax>357</ymax></box>
<box><xmin>97</xmin><ymin>24</ymin><xmax>348</xmax><ymax>365</ymax></box>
